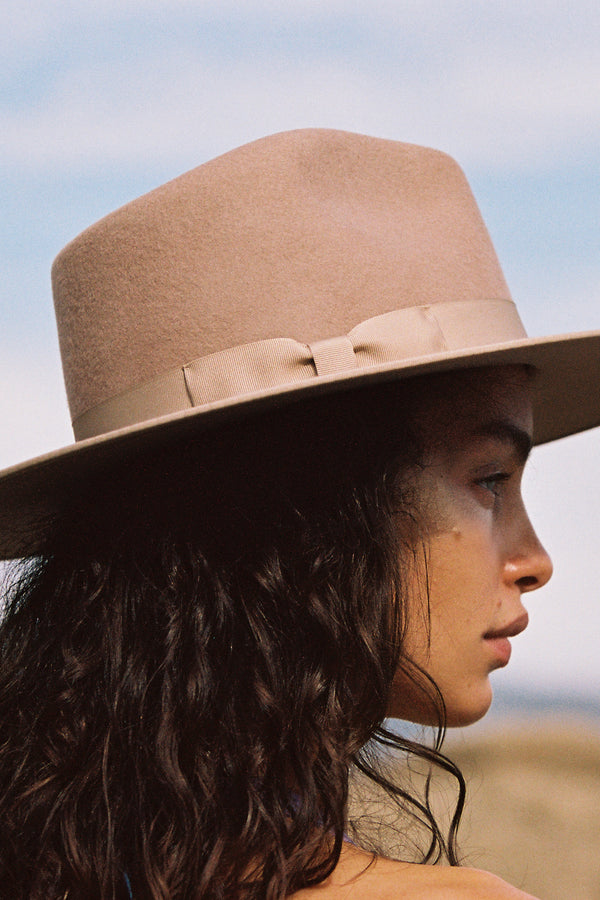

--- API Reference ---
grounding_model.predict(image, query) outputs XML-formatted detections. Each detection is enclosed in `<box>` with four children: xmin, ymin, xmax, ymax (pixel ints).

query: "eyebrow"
<box><xmin>471</xmin><ymin>420</ymin><xmax>533</xmax><ymax>465</ymax></box>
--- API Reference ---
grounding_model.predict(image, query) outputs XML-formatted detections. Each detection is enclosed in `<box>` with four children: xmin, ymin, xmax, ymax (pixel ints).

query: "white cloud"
<box><xmin>3</xmin><ymin>41</ymin><xmax>600</xmax><ymax>177</ymax></box>
<box><xmin>3</xmin><ymin>1</ymin><xmax>600</xmax><ymax>175</ymax></box>
<box><xmin>3</xmin><ymin>0</ymin><xmax>599</xmax><ymax>29</ymax></box>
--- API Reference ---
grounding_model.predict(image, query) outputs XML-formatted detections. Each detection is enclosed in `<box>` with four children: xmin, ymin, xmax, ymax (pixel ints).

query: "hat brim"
<box><xmin>1</xmin><ymin>330</ymin><xmax>599</xmax><ymax>559</ymax></box>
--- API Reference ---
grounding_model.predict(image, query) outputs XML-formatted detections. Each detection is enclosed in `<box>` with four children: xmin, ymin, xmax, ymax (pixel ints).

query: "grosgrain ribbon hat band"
<box><xmin>73</xmin><ymin>298</ymin><xmax>526</xmax><ymax>441</ymax></box>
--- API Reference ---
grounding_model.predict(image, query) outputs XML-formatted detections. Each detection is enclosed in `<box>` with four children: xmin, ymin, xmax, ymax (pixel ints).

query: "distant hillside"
<box><xmin>349</xmin><ymin>718</ymin><xmax>600</xmax><ymax>900</ymax></box>
<box><xmin>446</xmin><ymin>720</ymin><xmax>600</xmax><ymax>900</ymax></box>
<box><xmin>487</xmin><ymin>684</ymin><xmax>600</xmax><ymax>721</ymax></box>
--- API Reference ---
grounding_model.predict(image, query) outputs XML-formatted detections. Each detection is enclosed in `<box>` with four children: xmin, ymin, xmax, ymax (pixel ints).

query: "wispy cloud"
<box><xmin>3</xmin><ymin>1</ymin><xmax>600</xmax><ymax>174</ymax></box>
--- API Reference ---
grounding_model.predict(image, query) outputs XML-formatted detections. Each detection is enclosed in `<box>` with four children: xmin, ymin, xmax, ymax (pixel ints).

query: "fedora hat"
<box><xmin>1</xmin><ymin>128</ymin><xmax>599</xmax><ymax>558</ymax></box>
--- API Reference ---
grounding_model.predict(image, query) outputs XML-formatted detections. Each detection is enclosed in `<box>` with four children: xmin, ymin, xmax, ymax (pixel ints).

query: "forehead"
<box><xmin>413</xmin><ymin>365</ymin><xmax>533</xmax><ymax>451</ymax></box>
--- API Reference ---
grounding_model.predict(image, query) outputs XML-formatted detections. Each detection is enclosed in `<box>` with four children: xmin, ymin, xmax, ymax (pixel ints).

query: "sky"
<box><xmin>1</xmin><ymin>0</ymin><xmax>600</xmax><ymax>703</ymax></box>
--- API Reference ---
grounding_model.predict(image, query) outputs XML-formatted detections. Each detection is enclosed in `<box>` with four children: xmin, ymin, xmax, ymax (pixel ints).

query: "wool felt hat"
<box><xmin>1</xmin><ymin>128</ymin><xmax>600</xmax><ymax>558</ymax></box>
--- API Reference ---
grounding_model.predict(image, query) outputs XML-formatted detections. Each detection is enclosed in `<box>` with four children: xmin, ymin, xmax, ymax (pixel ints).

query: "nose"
<box><xmin>504</xmin><ymin>517</ymin><xmax>553</xmax><ymax>593</ymax></box>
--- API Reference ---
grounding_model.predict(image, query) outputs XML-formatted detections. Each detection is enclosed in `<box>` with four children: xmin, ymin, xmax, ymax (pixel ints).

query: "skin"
<box><xmin>292</xmin><ymin>843</ymin><xmax>540</xmax><ymax>898</ymax></box>
<box><xmin>389</xmin><ymin>366</ymin><xmax>553</xmax><ymax>726</ymax></box>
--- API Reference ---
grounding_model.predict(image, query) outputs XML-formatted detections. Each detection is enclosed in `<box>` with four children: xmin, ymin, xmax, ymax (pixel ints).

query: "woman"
<box><xmin>0</xmin><ymin>129</ymin><xmax>598</xmax><ymax>899</ymax></box>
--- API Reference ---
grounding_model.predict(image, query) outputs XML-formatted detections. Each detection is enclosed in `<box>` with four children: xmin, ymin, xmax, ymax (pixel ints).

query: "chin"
<box><xmin>445</xmin><ymin>705</ymin><xmax>490</xmax><ymax>728</ymax></box>
<box><xmin>444</xmin><ymin>686</ymin><xmax>494</xmax><ymax>728</ymax></box>
<box><xmin>386</xmin><ymin>672</ymin><xmax>494</xmax><ymax>728</ymax></box>
<box><xmin>387</xmin><ymin>684</ymin><xmax>493</xmax><ymax>728</ymax></box>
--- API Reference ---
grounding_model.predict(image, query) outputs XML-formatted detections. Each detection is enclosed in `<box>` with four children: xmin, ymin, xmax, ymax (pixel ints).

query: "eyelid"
<box><xmin>479</xmin><ymin>472</ymin><xmax>510</xmax><ymax>486</ymax></box>
<box><xmin>469</xmin><ymin>436</ymin><xmax>528</xmax><ymax>468</ymax></box>
<box><xmin>471</xmin><ymin>452</ymin><xmax>523</xmax><ymax>479</ymax></box>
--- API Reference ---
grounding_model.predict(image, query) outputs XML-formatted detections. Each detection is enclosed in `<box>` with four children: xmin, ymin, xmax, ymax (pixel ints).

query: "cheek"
<box><xmin>392</xmin><ymin>513</ymin><xmax>502</xmax><ymax>725</ymax></box>
<box><xmin>406</xmin><ymin>472</ymin><xmax>504</xmax><ymax>650</ymax></box>
<box><xmin>425</xmin><ymin>522</ymin><xmax>501</xmax><ymax>620</ymax></box>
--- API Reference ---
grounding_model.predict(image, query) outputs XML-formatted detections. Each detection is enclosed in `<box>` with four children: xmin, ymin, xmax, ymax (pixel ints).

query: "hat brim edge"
<box><xmin>2</xmin><ymin>329</ymin><xmax>600</xmax><ymax>558</ymax></box>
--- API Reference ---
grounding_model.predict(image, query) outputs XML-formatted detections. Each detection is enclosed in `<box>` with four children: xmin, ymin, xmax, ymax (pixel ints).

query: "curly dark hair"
<box><xmin>0</xmin><ymin>377</ymin><xmax>465</xmax><ymax>899</ymax></box>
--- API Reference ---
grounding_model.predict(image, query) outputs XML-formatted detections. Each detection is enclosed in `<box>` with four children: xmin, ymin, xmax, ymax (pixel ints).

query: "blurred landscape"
<box><xmin>350</xmin><ymin>690</ymin><xmax>600</xmax><ymax>900</ymax></box>
<box><xmin>447</xmin><ymin>713</ymin><xmax>600</xmax><ymax>899</ymax></box>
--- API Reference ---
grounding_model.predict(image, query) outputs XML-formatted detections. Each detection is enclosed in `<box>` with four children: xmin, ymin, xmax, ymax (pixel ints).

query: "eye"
<box><xmin>476</xmin><ymin>472</ymin><xmax>510</xmax><ymax>498</ymax></box>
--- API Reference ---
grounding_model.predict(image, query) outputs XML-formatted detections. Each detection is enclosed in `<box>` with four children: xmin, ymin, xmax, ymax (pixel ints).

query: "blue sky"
<box><xmin>2</xmin><ymin>0</ymin><xmax>600</xmax><ymax>699</ymax></box>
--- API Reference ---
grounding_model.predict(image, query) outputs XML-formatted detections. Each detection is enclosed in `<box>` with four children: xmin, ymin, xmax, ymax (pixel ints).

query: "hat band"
<box><xmin>72</xmin><ymin>298</ymin><xmax>526</xmax><ymax>441</ymax></box>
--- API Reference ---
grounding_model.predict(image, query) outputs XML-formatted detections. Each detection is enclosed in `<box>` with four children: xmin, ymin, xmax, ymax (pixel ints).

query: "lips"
<box><xmin>483</xmin><ymin>610</ymin><xmax>529</xmax><ymax>641</ymax></box>
<box><xmin>483</xmin><ymin>611</ymin><xmax>529</xmax><ymax>668</ymax></box>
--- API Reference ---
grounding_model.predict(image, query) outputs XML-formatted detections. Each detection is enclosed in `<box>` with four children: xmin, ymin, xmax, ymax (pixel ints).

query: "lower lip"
<box><xmin>484</xmin><ymin>636</ymin><xmax>512</xmax><ymax>667</ymax></box>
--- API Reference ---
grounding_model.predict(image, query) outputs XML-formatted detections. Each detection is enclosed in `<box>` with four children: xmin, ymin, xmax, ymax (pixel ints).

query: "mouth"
<box><xmin>483</xmin><ymin>612</ymin><xmax>529</xmax><ymax>667</ymax></box>
<box><xmin>484</xmin><ymin>611</ymin><xmax>529</xmax><ymax>641</ymax></box>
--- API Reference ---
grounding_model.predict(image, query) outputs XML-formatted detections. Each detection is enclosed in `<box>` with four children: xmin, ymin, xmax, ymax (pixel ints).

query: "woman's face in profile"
<box><xmin>388</xmin><ymin>367</ymin><xmax>553</xmax><ymax>727</ymax></box>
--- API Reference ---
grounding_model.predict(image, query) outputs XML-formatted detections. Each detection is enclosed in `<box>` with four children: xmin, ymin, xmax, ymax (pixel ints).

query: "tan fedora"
<box><xmin>1</xmin><ymin>128</ymin><xmax>600</xmax><ymax>558</ymax></box>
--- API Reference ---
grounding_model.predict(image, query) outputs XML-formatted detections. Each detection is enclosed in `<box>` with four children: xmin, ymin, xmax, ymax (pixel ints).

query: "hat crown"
<box><xmin>51</xmin><ymin>129</ymin><xmax>510</xmax><ymax>424</ymax></box>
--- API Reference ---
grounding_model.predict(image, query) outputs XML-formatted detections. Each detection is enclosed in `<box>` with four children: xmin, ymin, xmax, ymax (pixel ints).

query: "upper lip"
<box><xmin>484</xmin><ymin>611</ymin><xmax>529</xmax><ymax>640</ymax></box>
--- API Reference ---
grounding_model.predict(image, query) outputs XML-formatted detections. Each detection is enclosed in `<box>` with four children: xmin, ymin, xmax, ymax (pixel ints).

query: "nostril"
<box><xmin>517</xmin><ymin>575</ymin><xmax>539</xmax><ymax>591</ymax></box>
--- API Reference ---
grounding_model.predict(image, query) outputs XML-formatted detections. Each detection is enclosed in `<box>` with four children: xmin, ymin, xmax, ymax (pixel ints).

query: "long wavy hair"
<box><xmin>0</xmin><ymin>376</ymin><xmax>465</xmax><ymax>899</ymax></box>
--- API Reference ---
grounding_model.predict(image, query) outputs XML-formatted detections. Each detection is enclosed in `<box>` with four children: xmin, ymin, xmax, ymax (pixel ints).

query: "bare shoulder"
<box><xmin>291</xmin><ymin>847</ymin><xmax>540</xmax><ymax>899</ymax></box>
<box><xmin>442</xmin><ymin>866</ymin><xmax>540</xmax><ymax>899</ymax></box>
<box><xmin>352</xmin><ymin>856</ymin><xmax>541</xmax><ymax>900</ymax></box>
